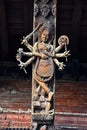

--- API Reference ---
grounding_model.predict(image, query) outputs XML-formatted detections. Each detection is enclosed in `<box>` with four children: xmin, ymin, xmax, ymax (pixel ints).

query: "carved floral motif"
<box><xmin>40</xmin><ymin>4</ymin><xmax>50</xmax><ymax>18</ymax></box>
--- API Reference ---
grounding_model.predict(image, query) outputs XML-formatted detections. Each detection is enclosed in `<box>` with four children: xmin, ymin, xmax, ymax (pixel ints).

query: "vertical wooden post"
<box><xmin>71</xmin><ymin>0</ymin><xmax>82</xmax><ymax>58</ymax></box>
<box><xmin>32</xmin><ymin>0</ymin><xmax>57</xmax><ymax>129</ymax></box>
<box><xmin>24</xmin><ymin>0</ymin><xmax>33</xmax><ymax>34</ymax></box>
<box><xmin>71</xmin><ymin>0</ymin><xmax>82</xmax><ymax>80</ymax></box>
<box><xmin>16</xmin><ymin>1</ymin><xmax>70</xmax><ymax>130</ymax></box>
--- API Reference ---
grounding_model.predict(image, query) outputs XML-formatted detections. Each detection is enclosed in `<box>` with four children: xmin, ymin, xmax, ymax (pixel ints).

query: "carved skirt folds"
<box><xmin>34</xmin><ymin>57</ymin><xmax>54</xmax><ymax>82</ymax></box>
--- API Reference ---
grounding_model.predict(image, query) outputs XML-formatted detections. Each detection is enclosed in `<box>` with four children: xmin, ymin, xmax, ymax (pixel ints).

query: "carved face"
<box><xmin>41</xmin><ymin>30</ymin><xmax>49</xmax><ymax>42</ymax></box>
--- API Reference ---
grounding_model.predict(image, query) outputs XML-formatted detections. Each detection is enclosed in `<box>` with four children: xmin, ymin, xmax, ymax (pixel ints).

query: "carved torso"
<box><xmin>34</xmin><ymin>42</ymin><xmax>54</xmax><ymax>82</ymax></box>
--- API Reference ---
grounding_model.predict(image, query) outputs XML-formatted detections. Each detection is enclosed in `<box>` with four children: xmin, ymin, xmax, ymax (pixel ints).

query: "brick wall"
<box><xmin>55</xmin><ymin>115</ymin><xmax>87</xmax><ymax>129</ymax></box>
<box><xmin>0</xmin><ymin>79</ymin><xmax>87</xmax><ymax>128</ymax></box>
<box><xmin>0</xmin><ymin>113</ymin><xmax>31</xmax><ymax>128</ymax></box>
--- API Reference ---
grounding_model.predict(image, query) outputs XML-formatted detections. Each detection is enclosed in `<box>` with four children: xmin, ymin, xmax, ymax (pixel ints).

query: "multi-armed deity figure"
<box><xmin>16</xmin><ymin>22</ymin><xmax>70</xmax><ymax>130</ymax></box>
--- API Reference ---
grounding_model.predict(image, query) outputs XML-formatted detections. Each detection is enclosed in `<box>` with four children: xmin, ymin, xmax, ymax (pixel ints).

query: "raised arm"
<box><xmin>21</xmin><ymin>38</ymin><xmax>33</xmax><ymax>51</ymax></box>
<box><xmin>22</xmin><ymin>52</ymin><xmax>33</xmax><ymax>57</ymax></box>
<box><xmin>55</xmin><ymin>45</ymin><xmax>63</xmax><ymax>53</ymax></box>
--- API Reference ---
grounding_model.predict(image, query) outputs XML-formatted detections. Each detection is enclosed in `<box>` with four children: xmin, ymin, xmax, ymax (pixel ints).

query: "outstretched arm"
<box><xmin>18</xmin><ymin>56</ymin><xmax>35</xmax><ymax>68</ymax></box>
<box><xmin>55</xmin><ymin>50</ymin><xmax>70</xmax><ymax>58</ymax></box>
<box><xmin>22</xmin><ymin>52</ymin><xmax>33</xmax><ymax>57</ymax></box>
<box><xmin>53</xmin><ymin>58</ymin><xmax>65</xmax><ymax>70</ymax></box>
<box><xmin>21</xmin><ymin>38</ymin><xmax>33</xmax><ymax>51</ymax></box>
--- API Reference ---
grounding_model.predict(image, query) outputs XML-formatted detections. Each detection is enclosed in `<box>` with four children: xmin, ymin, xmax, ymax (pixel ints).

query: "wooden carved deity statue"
<box><xmin>16</xmin><ymin>1</ymin><xmax>70</xmax><ymax>130</ymax></box>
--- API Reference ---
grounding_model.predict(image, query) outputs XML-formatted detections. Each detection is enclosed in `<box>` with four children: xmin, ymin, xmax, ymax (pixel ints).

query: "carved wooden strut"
<box><xmin>16</xmin><ymin>0</ymin><xmax>70</xmax><ymax>130</ymax></box>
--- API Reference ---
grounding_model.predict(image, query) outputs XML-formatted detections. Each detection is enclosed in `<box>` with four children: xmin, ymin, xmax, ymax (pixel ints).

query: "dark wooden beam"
<box><xmin>71</xmin><ymin>0</ymin><xmax>82</xmax><ymax>59</ymax></box>
<box><xmin>24</xmin><ymin>0</ymin><xmax>33</xmax><ymax>35</ymax></box>
<box><xmin>0</xmin><ymin>0</ymin><xmax>8</xmax><ymax>60</ymax></box>
<box><xmin>71</xmin><ymin>0</ymin><xmax>82</xmax><ymax>80</ymax></box>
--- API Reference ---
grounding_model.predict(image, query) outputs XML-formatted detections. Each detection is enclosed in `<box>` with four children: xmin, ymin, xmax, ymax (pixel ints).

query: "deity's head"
<box><xmin>41</xmin><ymin>29</ymin><xmax>49</xmax><ymax>42</ymax></box>
<box><xmin>38</xmin><ymin>21</ymin><xmax>55</xmax><ymax>43</ymax></box>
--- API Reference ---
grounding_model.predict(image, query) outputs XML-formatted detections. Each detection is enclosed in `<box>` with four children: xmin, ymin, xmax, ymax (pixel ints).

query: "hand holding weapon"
<box><xmin>58</xmin><ymin>35</ymin><xmax>69</xmax><ymax>62</ymax></box>
<box><xmin>16</xmin><ymin>48</ymin><xmax>27</xmax><ymax>74</ymax></box>
<box><xmin>21</xmin><ymin>23</ymin><xmax>43</xmax><ymax>44</ymax></box>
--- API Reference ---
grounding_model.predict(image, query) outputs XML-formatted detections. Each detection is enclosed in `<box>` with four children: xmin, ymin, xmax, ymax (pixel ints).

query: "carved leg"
<box><xmin>45</xmin><ymin>102</ymin><xmax>51</xmax><ymax>113</ymax></box>
<box><xmin>34</xmin><ymin>77</ymin><xmax>54</xmax><ymax>101</ymax></box>
<box><xmin>41</xmin><ymin>88</ymin><xmax>45</xmax><ymax>96</ymax></box>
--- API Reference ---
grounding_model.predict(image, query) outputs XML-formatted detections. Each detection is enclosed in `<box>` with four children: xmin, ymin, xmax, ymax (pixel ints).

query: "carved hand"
<box><xmin>21</xmin><ymin>38</ymin><xmax>27</xmax><ymax>45</ymax></box>
<box><xmin>41</xmin><ymin>54</ymin><xmax>48</xmax><ymax>59</ymax></box>
<box><xmin>16</xmin><ymin>48</ymin><xmax>24</xmax><ymax>61</ymax></box>
<box><xmin>18</xmin><ymin>61</ymin><xmax>25</xmax><ymax>69</ymax></box>
<box><xmin>58</xmin><ymin>62</ymin><xmax>66</xmax><ymax>71</ymax></box>
<box><xmin>33</xmin><ymin>51</ymin><xmax>47</xmax><ymax>59</ymax></box>
<box><xmin>63</xmin><ymin>50</ymin><xmax>71</xmax><ymax>57</ymax></box>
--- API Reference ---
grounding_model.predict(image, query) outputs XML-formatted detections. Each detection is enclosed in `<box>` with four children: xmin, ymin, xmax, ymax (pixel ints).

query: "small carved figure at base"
<box><xmin>32</xmin><ymin>122</ymin><xmax>38</xmax><ymax>130</ymax></box>
<box><xmin>40</xmin><ymin>125</ymin><xmax>47</xmax><ymax>130</ymax></box>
